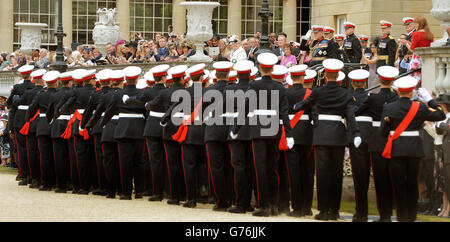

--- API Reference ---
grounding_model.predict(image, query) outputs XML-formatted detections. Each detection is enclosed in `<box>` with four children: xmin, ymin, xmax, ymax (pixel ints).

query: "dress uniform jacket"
<box><xmin>183</xmin><ymin>84</ymin><xmax>205</xmax><ymax>145</ymax></box>
<box><xmin>225</xmin><ymin>80</ymin><xmax>252</xmax><ymax>141</ymax></box>
<box><xmin>301</xmin><ymin>38</ymin><xmax>340</xmax><ymax>67</ymax></box>
<box><xmin>204</xmin><ymin>80</ymin><xmax>228</xmax><ymax>142</ymax></box>
<box><xmin>47</xmin><ymin>87</ymin><xmax>73</xmax><ymax>139</ymax></box>
<box><xmin>356</xmin><ymin>88</ymin><xmax>398</xmax><ymax>152</ymax></box>
<box><xmin>28</xmin><ymin>88</ymin><xmax>56</xmax><ymax>137</ymax></box>
<box><xmin>374</xmin><ymin>34</ymin><xmax>397</xmax><ymax>67</ymax></box>
<box><xmin>81</xmin><ymin>86</ymin><xmax>112</xmax><ymax>135</ymax></box>
<box><xmin>349</xmin><ymin>88</ymin><xmax>371</xmax><ymax>143</ymax></box>
<box><xmin>294</xmin><ymin>81</ymin><xmax>359</xmax><ymax>146</ymax></box>
<box><xmin>19</xmin><ymin>85</ymin><xmax>44</xmax><ymax>133</ymax></box>
<box><xmin>380</xmin><ymin>98</ymin><xmax>446</xmax><ymax>158</ymax></box>
<box><xmin>7</xmin><ymin>80</ymin><xmax>35</xmax><ymax>129</ymax></box>
<box><xmin>286</xmin><ymin>84</ymin><xmax>313</xmax><ymax>145</ymax></box>
<box><xmin>343</xmin><ymin>33</ymin><xmax>362</xmax><ymax>63</ymax></box>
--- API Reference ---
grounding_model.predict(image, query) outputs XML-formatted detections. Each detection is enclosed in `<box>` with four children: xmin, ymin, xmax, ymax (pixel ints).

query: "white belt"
<box><xmin>390</xmin><ymin>130</ymin><xmax>420</xmax><ymax>137</ymax></box>
<box><xmin>318</xmin><ymin>114</ymin><xmax>345</xmax><ymax>123</ymax></box>
<box><xmin>39</xmin><ymin>114</ymin><xmax>46</xmax><ymax>118</ymax></box>
<box><xmin>149</xmin><ymin>111</ymin><xmax>165</xmax><ymax>118</ymax></box>
<box><xmin>288</xmin><ymin>114</ymin><xmax>310</xmax><ymax>121</ymax></box>
<box><xmin>355</xmin><ymin>116</ymin><xmax>373</xmax><ymax>122</ymax></box>
<box><xmin>173</xmin><ymin>112</ymin><xmax>199</xmax><ymax>121</ymax></box>
<box><xmin>18</xmin><ymin>105</ymin><xmax>29</xmax><ymax>110</ymax></box>
<box><xmin>112</xmin><ymin>115</ymin><xmax>119</xmax><ymax>120</ymax></box>
<box><xmin>77</xmin><ymin>109</ymin><xmax>85</xmax><ymax>114</ymax></box>
<box><xmin>119</xmin><ymin>113</ymin><xmax>144</xmax><ymax>119</ymax></box>
<box><xmin>220</xmin><ymin>112</ymin><xmax>239</xmax><ymax>118</ymax></box>
<box><xmin>248</xmin><ymin>109</ymin><xmax>277</xmax><ymax>117</ymax></box>
<box><xmin>372</xmin><ymin>121</ymin><xmax>381</xmax><ymax>127</ymax></box>
<box><xmin>101</xmin><ymin>112</ymin><xmax>105</xmax><ymax>117</ymax></box>
<box><xmin>57</xmin><ymin>115</ymin><xmax>71</xmax><ymax>120</ymax></box>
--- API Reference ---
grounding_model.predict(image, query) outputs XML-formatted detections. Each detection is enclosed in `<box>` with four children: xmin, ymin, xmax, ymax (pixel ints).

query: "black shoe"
<box><xmin>16</xmin><ymin>174</ymin><xmax>21</xmax><ymax>181</ymax></box>
<box><xmin>106</xmin><ymin>193</ymin><xmax>116</xmax><ymax>199</ymax></box>
<box><xmin>55</xmin><ymin>188</ymin><xmax>67</xmax><ymax>193</ymax></box>
<box><xmin>72</xmin><ymin>189</ymin><xmax>79</xmax><ymax>194</ymax></box>
<box><xmin>352</xmin><ymin>215</ymin><xmax>368</xmax><ymax>222</ymax></box>
<box><xmin>39</xmin><ymin>186</ymin><xmax>52</xmax><ymax>191</ymax></box>
<box><xmin>252</xmin><ymin>207</ymin><xmax>271</xmax><ymax>217</ymax></box>
<box><xmin>278</xmin><ymin>206</ymin><xmax>290</xmax><ymax>215</ymax></box>
<box><xmin>18</xmin><ymin>178</ymin><xmax>29</xmax><ymax>186</ymax></box>
<box><xmin>303</xmin><ymin>209</ymin><xmax>313</xmax><ymax>216</ymax></box>
<box><xmin>120</xmin><ymin>195</ymin><xmax>132</xmax><ymax>200</ymax></box>
<box><xmin>148</xmin><ymin>195</ymin><xmax>163</xmax><ymax>201</ymax></box>
<box><xmin>328</xmin><ymin>210</ymin><xmax>340</xmax><ymax>221</ymax></box>
<box><xmin>228</xmin><ymin>206</ymin><xmax>246</xmax><ymax>214</ymax></box>
<box><xmin>271</xmin><ymin>206</ymin><xmax>279</xmax><ymax>216</ymax></box>
<box><xmin>287</xmin><ymin>210</ymin><xmax>305</xmax><ymax>218</ymax></box>
<box><xmin>142</xmin><ymin>190</ymin><xmax>152</xmax><ymax>197</ymax></box>
<box><xmin>167</xmin><ymin>199</ymin><xmax>180</xmax><ymax>205</ymax></box>
<box><xmin>29</xmin><ymin>179</ymin><xmax>40</xmax><ymax>189</ymax></box>
<box><xmin>183</xmin><ymin>200</ymin><xmax>197</xmax><ymax>208</ymax></box>
<box><xmin>213</xmin><ymin>204</ymin><xmax>229</xmax><ymax>212</ymax></box>
<box><xmin>374</xmin><ymin>217</ymin><xmax>392</xmax><ymax>222</ymax></box>
<box><xmin>135</xmin><ymin>193</ymin><xmax>144</xmax><ymax>199</ymax></box>
<box><xmin>314</xmin><ymin>211</ymin><xmax>329</xmax><ymax>221</ymax></box>
<box><xmin>78</xmin><ymin>189</ymin><xmax>90</xmax><ymax>195</ymax></box>
<box><xmin>93</xmin><ymin>189</ymin><xmax>107</xmax><ymax>196</ymax></box>
<box><xmin>246</xmin><ymin>206</ymin><xmax>255</xmax><ymax>212</ymax></box>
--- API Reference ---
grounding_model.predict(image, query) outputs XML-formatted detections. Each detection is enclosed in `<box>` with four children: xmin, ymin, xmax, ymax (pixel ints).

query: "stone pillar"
<box><xmin>62</xmin><ymin>0</ymin><xmax>73</xmax><ymax>49</ymax></box>
<box><xmin>117</xmin><ymin>0</ymin><xmax>130</xmax><ymax>41</ymax></box>
<box><xmin>283</xmin><ymin>0</ymin><xmax>297</xmax><ymax>41</ymax></box>
<box><xmin>228</xmin><ymin>0</ymin><xmax>241</xmax><ymax>38</ymax></box>
<box><xmin>172</xmin><ymin>0</ymin><xmax>186</xmax><ymax>35</ymax></box>
<box><xmin>0</xmin><ymin>0</ymin><xmax>13</xmax><ymax>53</ymax></box>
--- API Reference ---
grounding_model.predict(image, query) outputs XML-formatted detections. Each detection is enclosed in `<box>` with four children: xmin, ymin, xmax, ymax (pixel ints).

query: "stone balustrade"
<box><xmin>415</xmin><ymin>46</ymin><xmax>450</xmax><ymax>103</ymax></box>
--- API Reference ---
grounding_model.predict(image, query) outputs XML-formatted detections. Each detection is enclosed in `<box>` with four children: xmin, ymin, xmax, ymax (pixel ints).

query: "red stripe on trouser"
<box><xmin>206</xmin><ymin>143</ymin><xmax>219</xmax><ymax>207</ymax></box>
<box><xmin>38</xmin><ymin>139</ymin><xmax>43</xmax><ymax>183</ymax></box>
<box><xmin>101</xmin><ymin>143</ymin><xmax>109</xmax><ymax>180</ymax></box>
<box><xmin>283</xmin><ymin>150</ymin><xmax>293</xmax><ymax>206</ymax></box>
<box><xmin>14</xmin><ymin>129</ymin><xmax>22</xmax><ymax>178</ymax></box>
<box><xmin>51</xmin><ymin>140</ymin><xmax>58</xmax><ymax>187</ymax></box>
<box><xmin>93</xmin><ymin>136</ymin><xmax>101</xmax><ymax>189</ymax></box>
<box><xmin>73</xmin><ymin>138</ymin><xmax>82</xmax><ymax>189</ymax></box>
<box><xmin>26</xmin><ymin>136</ymin><xmax>32</xmax><ymax>179</ymax></box>
<box><xmin>181</xmin><ymin>145</ymin><xmax>189</xmax><ymax>201</ymax></box>
<box><xmin>251</xmin><ymin>140</ymin><xmax>261</xmax><ymax>208</ymax></box>
<box><xmin>349</xmin><ymin>152</ymin><xmax>360</xmax><ymax>215</ymax></box>
<box><xmin>314</xmin><ymin>147</ymin><xmax>318</xmax><ymax>210</ymax></box>
<box><xmin>228</xmin><ymin>143</ymin><xmax>238</xmax><ymax>206</ymax></box>
<box><xmin>370</xmin><ymin>153</ymin><xmax>382</xmax><ymax>217</ymax></box>
<box><xmin>117</xmin><ymin>143</ymin><xmax>125</xmax><ymax>195</ymax></box>
<box><xmin>162</xmin><ymin>142</ymin><xmax>173</xmax><ymax>199</ymax></box>
<box><xmin>387</xmin><ymin>160</ymin><xmax>399</xmax><ymax>219</ymax></box>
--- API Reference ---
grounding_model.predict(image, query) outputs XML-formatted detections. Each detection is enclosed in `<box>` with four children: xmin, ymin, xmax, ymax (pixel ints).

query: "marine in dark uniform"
<box><xmin>342</xmin><ymin>22</ymin><xmax>362</xmax><ymax>64</ymax></box>
<box><xmin>300</xmin><ymin>25</ymin><xmax>340</xmax><ymax>67</ymax></box>
<box><xmin>374</xmin><ymin>21</ymin><xmax>397</xmax><ymax>68</ymax></box>
<box><xmin>380</xmin><ymin>78</ymin><xmax>445</xmax><ymax>222</ymax></box>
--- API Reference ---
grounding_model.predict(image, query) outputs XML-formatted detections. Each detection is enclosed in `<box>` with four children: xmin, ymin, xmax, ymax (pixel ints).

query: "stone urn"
<box><xmin>15</xmin><ymin>22</ymin><xmax>48</xmax><ymax>55</ymax></box>
<box><xmin>181</xmin><ymin>1</ymin><xmax>220</xmax><ymax>62</ymax></box>
<box><xmin>431</xmin><ymin>0</ymin><xmax>450</xmax><ymax>47</ymax></box>
<box><xmin>92</xmin><ymin>8</ymin><xmax>121</xmax><ymax>54</ymax></box>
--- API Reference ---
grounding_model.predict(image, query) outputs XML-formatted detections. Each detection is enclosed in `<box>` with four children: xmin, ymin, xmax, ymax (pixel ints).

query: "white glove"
<box><xmin>230</xmin><ymin>131</ymin><xmax>238</xmax><ymax>140</ymax></box>
<box><xmin>160</xmin><ymin>122</ymin><xmax>167</xmax><ymax>127</ymax></box>
<box><xmin>302</xmin><ymin>30</ymin><xmax>312</xmax><ymax>40</ymax></box>
<box><xmin>417</xmin><ymin>88</ymin><xmax>432</xmax><ymax>103</ymax></box>
<box><xmin>287</xmin><ymin>137</ymin><xmax>295</xmax><ymax>149</ymax></box>
<box><xmin>122</xmin><ymin>95</ymin><xmax>130</xmax><ymax>104</ymax></box>
<box><xmin>79</xmin><ymin>127</ymin><xmax>85</xmax><ymax>133</ymax></box>
<box><xmin>354</xmin><ymin>136</ymin><xmax>362</xmax><ymax>148</ymax></box>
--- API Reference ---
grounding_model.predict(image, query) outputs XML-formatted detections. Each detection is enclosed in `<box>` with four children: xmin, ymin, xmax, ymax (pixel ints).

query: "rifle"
<box><xmin>365</xmin><ymin>68</ymin><xmax>422</xmax><ymax>92</ymax></box>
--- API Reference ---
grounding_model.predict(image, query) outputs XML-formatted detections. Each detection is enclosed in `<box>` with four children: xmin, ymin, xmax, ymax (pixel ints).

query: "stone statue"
<box><xmin>431</xmin><ymin>0</ymin><xmax>450</xmax><ymax>46</ymax></box>
<box><xmin>92</xmin><ymin>8</ymin><xmax>121</xmax><ymax>54</ymax></box>
<box><xmin>15</xmin><ymin>23</ymin><xmax>48</xmax><ymax>55</ymax></box>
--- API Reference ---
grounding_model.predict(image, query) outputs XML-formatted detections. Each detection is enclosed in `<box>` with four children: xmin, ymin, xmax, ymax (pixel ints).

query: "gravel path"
<box><xmin>0</xmin><ymin>172</ymin><xmax>351</xmax><ymax>222</ymax></box>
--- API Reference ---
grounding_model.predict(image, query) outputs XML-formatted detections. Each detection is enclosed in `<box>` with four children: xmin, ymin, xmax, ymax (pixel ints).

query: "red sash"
<box><xmin>60</xmin><ymin>110</ymin><xmax>90</xmax><ymax>140</ymax></box>
<box><xmin>279</xmin><ymin>89</ymin><xmax>312</xmax><ymax>151</ymax></box>
<box><xmin>172</xmin><ymin>98</ymin><xmax>203</xmax><ymax>143</ymax></box>
<box><xmin>381</xmin><ymin>101</ymin><xmax>420</xmax><ymax>159</ymax></box>
<box><xmin>19</xmin><ymin>109</ymin><xmax>40</xmax><ymax>136</ymax></box>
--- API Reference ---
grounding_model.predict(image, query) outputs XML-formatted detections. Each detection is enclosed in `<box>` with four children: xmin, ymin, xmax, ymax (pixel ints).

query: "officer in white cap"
<box><xmin>375</xmin><ymin>20</ymin><xmax>397</xmax><ymax>67</ymax></box>
<box><xmin>204</xmin><ymin>61</ymin><xmax>235</xmax><ymax>211</ymax></box>
<box><xmin>293</xmin><ymin>58</ymin><xmax>361</xmax><ymax>221</ymax></box>
<box><xmin>79</xmin><ymin>69</ymin><xmax>113</xmax><ymax>196</ymax></box>
<box><xmin>84</xmin><ymin>70</ymin><xmax>125</xmax><ymax>198</ymax></box>
<box><xmin>146</xmin><ymin>65</ymin><xmax>188</xmax><ymax>205</ymax></box>
<box><xmin>271</xmin><ymin>65</ymin><xmax>288</xmax><ymax>84</ymax></box>
<box><xmin>123</xmin><ymin>64</ymin><xmax>170</xmax><ymax>201</ymax></box>
<box><xmin>336</xmin><ymin>71</ymin><xmax>346</xmax><ymax>85</ymax></box>
<box><xmin>354</xmin><ymin>65</ymin><xmax>399</xmax><ymax>221</ymax></box>
<box><xmin>59</xmin><ymin>69</ymin><xmax>97</xmax><ymax>195</ymax></box>
<box><xmin>380</xmin><ymin>77</ymin><xmax>445</xmax><ymax>222</ymax></box>
<box><xmin>16</xmin><ymin>69</ymin><xmax>47</xmax><ymax>188</ymax></box>
<box><xmin>343</xmin><ymin>21</ymin><xmax>362</xmax><ymax>64</ymax></box>
<box><xmin>231</xmin><ymin>52</ymin><xmax>294</xmax><ymax>217</ymax></box>
<box><xmin>7</xmin><ymin>65</ymin><xmax>35</xmax><ymax>185</ymax></box>
<box><xmin>226</xmin><ymin>60</ymin><xmax>255</xmax><ymax>214</ymax></box>
<box><xmin>26</xmin><ymin>71</ymin><xmax>59</xmax><ymax>191</ymax></box>
<box><xmin>300</xmin><ymin>25</ymin><xmax>339</xmax><ymax>67</ymax></box>
<box><xmin>283</xmin><ymin>64</ymin><xmax>315</xmax><ymax>217</ymax></box>
<box><xmin>46</xmin><ymin>71</ymin><xmax>73</xmax><ymax>193</ymax></box>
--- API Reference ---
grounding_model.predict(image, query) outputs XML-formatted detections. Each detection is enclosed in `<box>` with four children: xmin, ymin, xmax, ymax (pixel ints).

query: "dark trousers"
<box><xmin>143</xmin><ymin>145</ymin><xmax>153</xmax><ymax>195</ymax></box>
<box><xmin>285</xmin><ymin>145</ymin><xmax>314</xmax><ymax>211</ymax></box>
<box><xmin>228</xmin><ymin>141</ymin><xmax>253</xmax><ymax>209</ymax></box>
<box><xmin>38</xmin><ymin>135</ymin><xmax>55</xmax><ymax>187</ymax></box>
<box><xmin>102</xmin><ymin>141</ymin><xmax>119</xmax><ymax>196</ymax></box>
<box><xmin>350</xmin><ymin>143</ymin><xmax>371</xmax><ymax>218</ymax></box>
<box><xmin>27</xmin><ymin>133</ymin><xmax>40</xmax><ymax>180</ymax></box>
<box><xmin>117</xmin><ymin>139</ymin><xmax>145</xmax><ymax>196</ymax></box>
<box><xmin>163</xmin><ymin>140</ymin><xmax>185</xmax><ymax>201</ymax></box>
<box><xmin>276</xmin><ymin>151</ymin><xmax>290</xmax><ymax>210</ymax></box>
<box><xmin>73</xmin><ymin>135</ymin><xmax>93</xmax><ymax>191</ymax></box>
<box><xmin>14</xmin><ymin>128</ymin><xmax>29</xmax><ymax>179</ymax></box>
<box><xmin>147</xmin><ymin>137</ymin><xmax>165</xmax><ymax>196</ymax></box>
<box><xmin>389</xmin><ymin>157</ymin><xmax>420</xmax><ymax>222</ymax></box>
<box><xmin>92</xmin><ymin>134</ymin><xmax>107</xmax><ymax>190</ymax></box>
<box><xmin>69</xmin><ymin>138</ymin><xmax>80</xmax><ymax>191</ymax></box>
<box><xmin>371</xmin><ymin>152</ymin><xmax>394</xmax><ymax>219</ymax></box>
<box><xmin>251</xmin><ymin>139</ymin><xmax>278</xmax><ymax>208</ymax></box>
<box><xmin>206</xmin><ymin>141</ymin><xmax>232</xmax><ymax>207</ymax></box>
<box><xmin>314</xmin><ymin>146</ymin><xmax>345</xmax><ymax>212</ymax></box>
<box><xmin>181</xmin><ymin>144</ymin><xmax>205</xmax><ymax>201</ymax></box>
<box><xmin>53</xmin><ymin>138</ymin><xmax>70</xmax><ymax>190</ymax></box>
